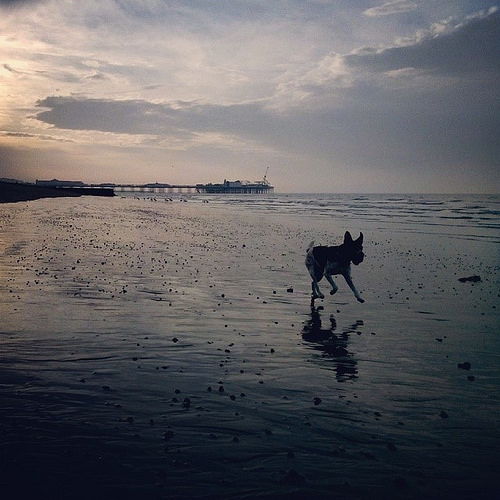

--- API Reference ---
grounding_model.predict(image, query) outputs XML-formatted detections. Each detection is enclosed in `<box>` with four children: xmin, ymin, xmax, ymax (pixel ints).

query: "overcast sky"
<box><xmin>1</xmin><ymin>0</ymin><xmax>498</xmax><ymax>193</ymax></box>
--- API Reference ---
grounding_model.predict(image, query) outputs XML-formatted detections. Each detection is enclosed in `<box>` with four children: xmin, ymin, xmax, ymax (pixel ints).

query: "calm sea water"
<box><xmin>1</xmin><ymin>192</ymin><xmax>499</xmax><ymax>499</ymax></box>
<box><xmin>196</xmin><ymin>192</ymin><xmax>500</xmax><ymax>241</ymax></box>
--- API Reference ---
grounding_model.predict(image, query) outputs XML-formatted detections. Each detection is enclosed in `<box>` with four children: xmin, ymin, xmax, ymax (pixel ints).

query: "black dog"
<box><xmin>305</xmin><ymin>232</ymin><xmax>365</xmax><ymax>303</ymax></box>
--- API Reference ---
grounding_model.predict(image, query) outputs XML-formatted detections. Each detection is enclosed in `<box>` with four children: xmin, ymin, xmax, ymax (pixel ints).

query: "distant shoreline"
<box><xmin>0</xmin><ymin>181</ymin><xmax>114</xmax><ymax>203</ymax></box>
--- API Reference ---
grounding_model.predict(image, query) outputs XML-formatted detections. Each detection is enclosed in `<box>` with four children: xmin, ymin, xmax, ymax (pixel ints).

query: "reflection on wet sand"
<box><xmin>302</xmin><ymin>301</ymin><xmax>359</xmax><ymax>382</ymax></box>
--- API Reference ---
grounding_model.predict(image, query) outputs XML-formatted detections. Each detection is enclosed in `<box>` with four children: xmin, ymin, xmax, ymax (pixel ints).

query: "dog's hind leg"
<box><xmin>343</xmin><ymin>272</ymin><xmax>364</xmax><ymax>303</ymax></box>
<box><xmin>311</xmin><ymin>280</ymin><xmax>324</xmax><ymax>299</ymax></box>
<box><xmin>325</xmin><ymin>274</ymin><xmax>339</xmax><ymax>295</ymax></box>
<box><xmin>306</xmin><ymin>249</ymin><xmax>324</xmax><ymax>299</ymax></box>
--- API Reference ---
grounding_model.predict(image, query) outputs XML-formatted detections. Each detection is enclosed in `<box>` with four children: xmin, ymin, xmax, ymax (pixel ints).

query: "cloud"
<box><xmin>1</xmin><ymin>131</ymin><xmax>40</xmax><ymax>139</ymax></box>
<box><xmin>1</xmin><ymin>130</ymin><xmax>74</xmax><ymax>142</ymax></box>
<box><xmin>32</xmin><ymin>96</ymin><xmax>278</xmax><ymax>153</ymax></box>
<box><xmin>261</xmin><ymin>7</ymin><xmax>499</xmax><ymax>189</ymax></box>
<box><xmin>269</xmin><ymin>7</ymin><xmax>499</xmax><ymax>112</ymax></box>
<box><xmin>363</xmin><ymin>1</ymin><xmax>417</xmax><ymax>18</ymax></box>
<box><xmin>348</xmin><ymin>8</ymin><xmax>499</xmax><ymax>76</ymax></box>
<box><xmin>34</xmin><ymin>97</ymin><xmax>171</xmax><ymax>134</ymax></box>
<box><xmin>3</xmin><ymin>63</ymin><xmax>22</xmax><ymax>74</ymax></box>
<box><xmin>0</xmin><ymin>0</ymin><xmax>40</xmax><ymax>6</ymax></box>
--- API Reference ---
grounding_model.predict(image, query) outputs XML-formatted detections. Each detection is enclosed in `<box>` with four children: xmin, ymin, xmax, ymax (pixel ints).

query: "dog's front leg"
<box><xmin>325</xmin><ymin>274</ymin><xmax>338</xmax><ymax>295</ymax></box>
<box><xmin>343</xmin><ymin>271</ymin><xmax>364</xmax><ymax>303</ymax></box>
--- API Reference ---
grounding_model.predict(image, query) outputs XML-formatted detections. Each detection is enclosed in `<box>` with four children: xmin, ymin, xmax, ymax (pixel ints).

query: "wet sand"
<box><xmin>0</xmin><ymin>196</ymin><xmax>499</xmax><ymax>499</ymax></box>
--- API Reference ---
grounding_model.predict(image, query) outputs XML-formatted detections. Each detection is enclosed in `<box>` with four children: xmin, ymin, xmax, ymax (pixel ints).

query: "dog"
<box><xmin>305</xmin><ymin>232</ymin><xmax>365</xmax><ymax>303</ymax></box>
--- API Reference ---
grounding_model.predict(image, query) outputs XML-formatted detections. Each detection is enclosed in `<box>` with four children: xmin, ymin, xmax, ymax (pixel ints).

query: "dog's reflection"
<box><xmin>302</xmin><ymin>301</ymin><xmax>358</xmax><ymax>382</ymax></box>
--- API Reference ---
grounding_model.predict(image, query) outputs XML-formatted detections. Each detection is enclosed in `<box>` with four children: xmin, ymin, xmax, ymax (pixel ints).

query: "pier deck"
<box><xmin>36</xmin><ymin>179</ymin><xmax>274</xmax><ymax>195</ymax></box>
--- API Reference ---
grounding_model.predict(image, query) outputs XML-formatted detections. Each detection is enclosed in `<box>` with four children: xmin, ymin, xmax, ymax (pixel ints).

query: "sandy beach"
<box><xmin>1</xmin><ymin>194</ymin><xmax>499</xmax><ymax>499</ymax></box>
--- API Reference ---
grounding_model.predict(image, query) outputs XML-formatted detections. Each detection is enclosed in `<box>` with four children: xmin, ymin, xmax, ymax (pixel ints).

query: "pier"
<box><xmin>196</xmin><ymin>180</ymin><xmax>273</xmax><ymax>194</ymax></box>
<box><xmin>36</xmin><ymin>178</ymin><xmax>274</xmax><ymax>195</ymax></box>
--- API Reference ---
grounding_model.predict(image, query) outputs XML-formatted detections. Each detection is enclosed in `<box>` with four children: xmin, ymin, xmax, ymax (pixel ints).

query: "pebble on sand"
<box><xmin>458</xmin><ymin>275</ymin><xmax>481</xmax><ymax>283</ymax></box>
<box><xmin>164</xmin><ymin>430</ymin><xmax>175</xmax><ymax>441</ymax></box>
<box><xmin>279</xmin><ymin>469</ymin><xmax>306</xmax><ymax>485</ymax></box>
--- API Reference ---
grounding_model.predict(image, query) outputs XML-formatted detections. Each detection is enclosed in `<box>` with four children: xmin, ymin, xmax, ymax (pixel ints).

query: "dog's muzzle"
<box><xmin>352</xmin><ymin>252</ymin><xmax>364</xmax><ymax>266</ymax></box>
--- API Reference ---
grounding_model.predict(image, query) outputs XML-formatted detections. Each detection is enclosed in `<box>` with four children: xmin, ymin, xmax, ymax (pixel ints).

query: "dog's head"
<box><xmin>344</xmin><ymin>231</ymin><xmax>364</xmax><ymax>266</ymax></box>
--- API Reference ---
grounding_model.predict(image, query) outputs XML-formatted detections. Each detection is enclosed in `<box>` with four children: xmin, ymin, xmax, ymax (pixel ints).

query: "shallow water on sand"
<box><xmin>1</xmin><ymin>194</ymin><xmax>499</xmax><ymax>499</ymax></box>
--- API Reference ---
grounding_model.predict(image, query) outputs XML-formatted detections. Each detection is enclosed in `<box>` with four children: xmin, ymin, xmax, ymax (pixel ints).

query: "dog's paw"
<box><xmin>357</xmin><ymin>297</ymin><xmax>365</xmax><ymax>303</ymax></box>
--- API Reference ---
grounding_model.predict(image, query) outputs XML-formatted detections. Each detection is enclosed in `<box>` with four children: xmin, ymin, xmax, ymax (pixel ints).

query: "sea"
<box><xmin>0</xmin><ymin>192</ymin><xmax>499</xmax><ymax>499</ymax></box>
<box><xmin>192</xmin><ymin>192</ymin><xmax>500</xmax><ymax>239</ymax></box>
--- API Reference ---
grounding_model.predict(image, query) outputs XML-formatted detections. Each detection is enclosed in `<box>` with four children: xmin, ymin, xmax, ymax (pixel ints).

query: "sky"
<box><xmin>0</xmin><ymin>0</ymin><xmax>498</xmax><ymax>193</ymax></box>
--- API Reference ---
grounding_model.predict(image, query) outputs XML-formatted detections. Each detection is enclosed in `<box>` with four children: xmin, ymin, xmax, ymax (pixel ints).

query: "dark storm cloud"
<box><xmin>0</xmin><ymin>0</ymin><xmax>42</xmax><ymax>7</ymax></box>
<box><xmin>34</xmin><ymin>96</ymin><xmax>268</xmax><ymax>139</ymax></box>
<box><xmin>35</xmin><ymin>97</ymin><xmax>179</xmax><ymax>135</ymax></box>
<box><xmin>346</xmin><ymin>9</ymin><xmax>500</xmax><ymax>76</ymax></box>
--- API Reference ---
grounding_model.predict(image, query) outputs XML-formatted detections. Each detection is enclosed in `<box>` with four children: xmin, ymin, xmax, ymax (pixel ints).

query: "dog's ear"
<box><xmin>344</xmin><ymin>231</ymin><xmax>353</xmax><ymax>244</ymax></box>
<box><xmin>357</xmin><ymin>232</ymin><xmax>363</xmax><ymax>244</ymax></box>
